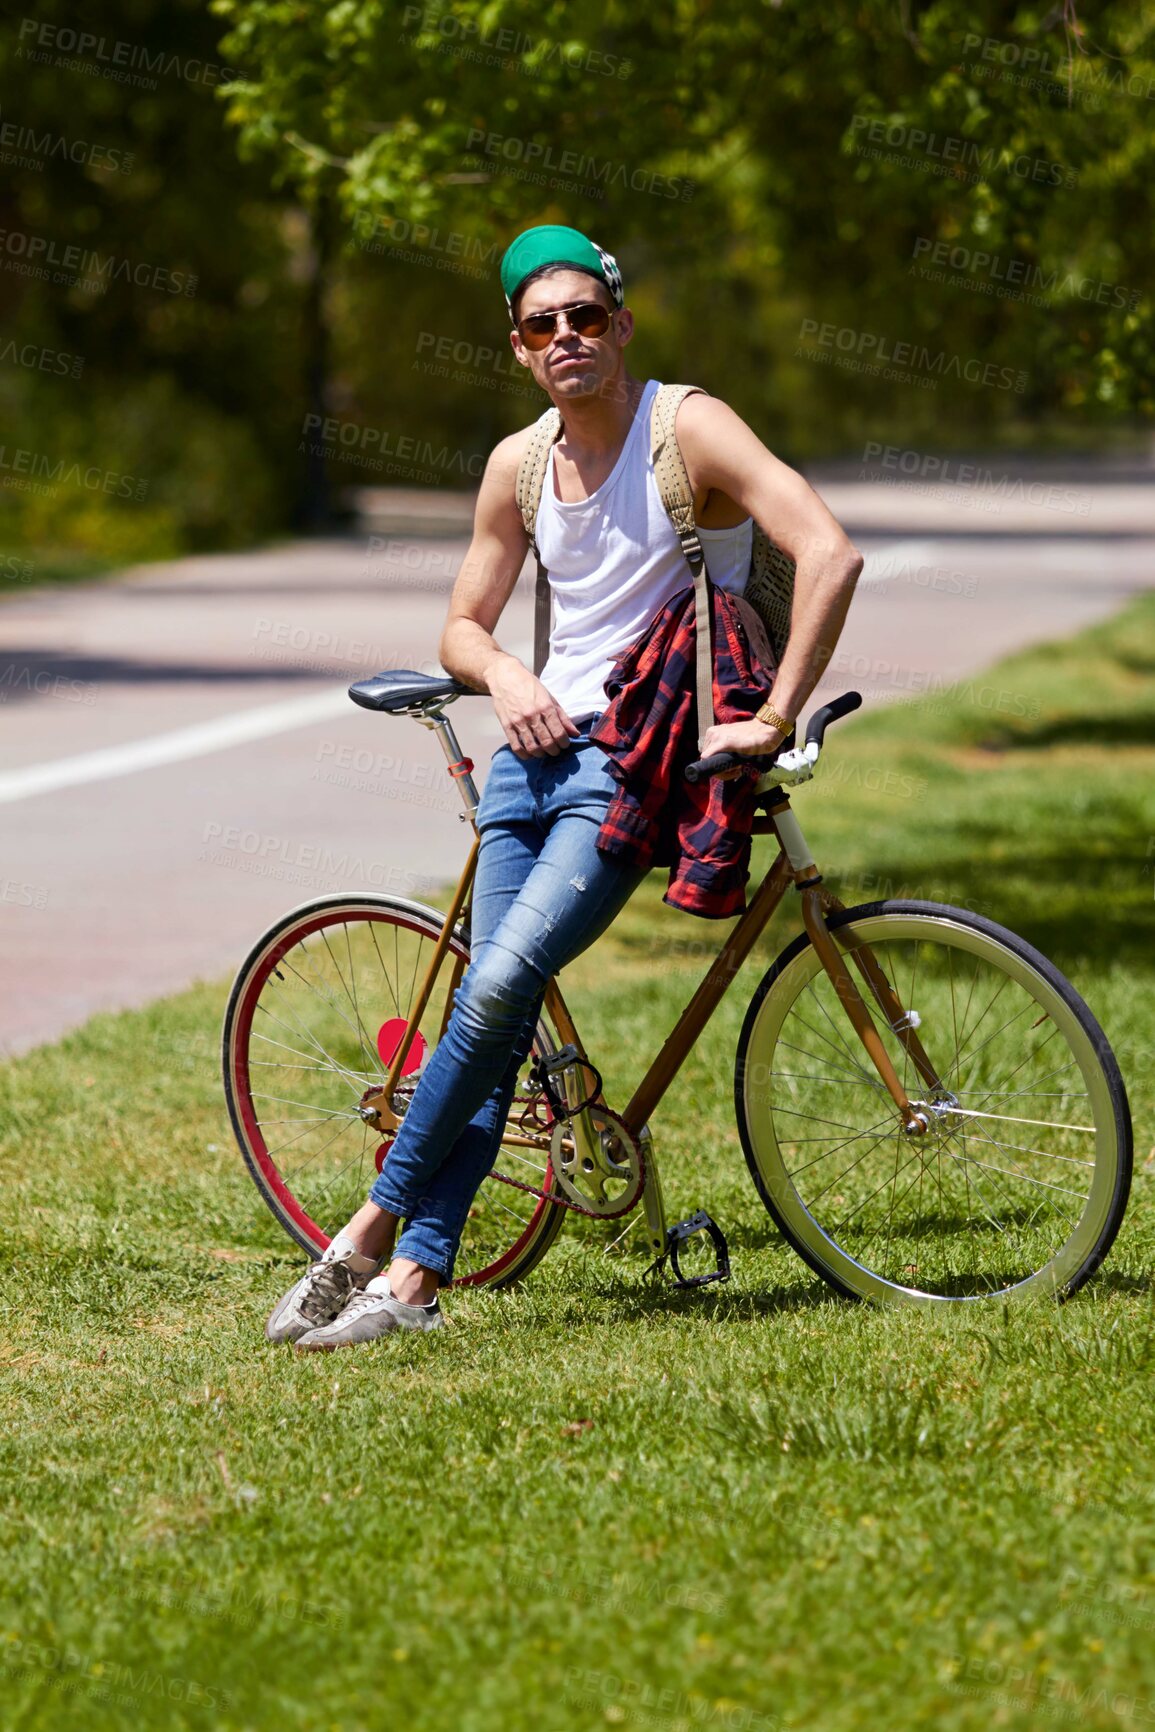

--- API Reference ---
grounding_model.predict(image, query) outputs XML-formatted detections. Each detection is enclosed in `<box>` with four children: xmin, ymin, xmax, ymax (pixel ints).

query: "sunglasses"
<box><xmin>515</xmin><ymin>300</ymin><xmax>614</xmax><ymax>351</ymax></box>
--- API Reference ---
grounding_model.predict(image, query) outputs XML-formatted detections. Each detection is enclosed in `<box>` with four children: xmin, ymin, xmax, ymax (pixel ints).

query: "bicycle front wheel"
<box><xmin>736</xmin><ymin>901</ymin><xmax>1132</xmax><ymax>1304</ymax></box>
<box><xmin>223</xmin><ymin>893</ymin><xmax>567</xmax><ymax>1288</ymax></box>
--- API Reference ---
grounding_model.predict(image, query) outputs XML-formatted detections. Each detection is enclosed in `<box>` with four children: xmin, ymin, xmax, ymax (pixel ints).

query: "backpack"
<box><xmin>513</xmin><ymin>382</ymin><xmax>796</xmax><ymax>737</ymax></box>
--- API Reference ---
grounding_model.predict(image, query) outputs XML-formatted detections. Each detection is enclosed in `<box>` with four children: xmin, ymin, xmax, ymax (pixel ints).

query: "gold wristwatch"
<box><xmin>754</xmin><ymin>698</ymin><xmax>794</xmax><ymax>735</ymax></box>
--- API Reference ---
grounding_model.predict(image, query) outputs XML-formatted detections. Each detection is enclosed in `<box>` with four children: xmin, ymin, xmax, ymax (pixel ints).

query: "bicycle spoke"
<box><xmin>771</xmin><ymin>1103</ymin><xmax>900</xmax><ymax>1139</ymax></box>
<box><xmin>251</xmin><ymin>1091</ymin><xmax>362</xmax><ymax>1120</ymax></box>
<box><xmin>255</xmin><ymin>996</ymin><xmax>368</xmax><ymax>1096</ymax></box>
<box><xmin>929</xmin><ymin>1106</ymin><xmax>1096</xmax><ymax>1148</ymax></box>
<box><xmin>800</xmin><ymin>1118</ymin><xmax>911</xmax><ymax>1204</ymax></box>
<box><xmin>826</xmin><ymin>1141</ymin><xmax>923</xmax><ymax>1238</ymax></box>
<box><xmin>774</xmin><ymin>1034</ymin><xmax>885</xmax><ymax>1091</ymax></box>
<box><xmin>368</xmin><ymin>920</ymin><xmax>402</xmax><ymax>1020</ymax></box>
<box><xmin>739</xmin><ymin>912</ymin><xmax>1124</xmax><ymax>1302</ymax></box>
<box><xmin>758</xmin><ymin>1071</ymin><xmax>887</xmax><ymax>1087</ymax></box>
<box><xmin>798</xmin><ymin>990</ymin><xmax>881</xmax><ymax>1089</ymax></box>
<box><xmin>284</xmin><ymin>948</ymin><xmax>382</xmax><ymax>1079</ymax></box>
<box><xmin>953</xmin><ymin>1001</ymin><xmax>1046</xmax><ymax>1089</ymax></box>
<box><xmin>951</xmin><ymin>1123</ymin><xmax>1088</xmax><ymax>1205</ymax></box>
<box><xmin>229</xmin><ymin>905</ymin><xmax>563</xmax><ymax>1289</ymax></box>
<box><xmin>779</xmin><ymin>1113</ymin><xmax>899</xmax><ymax>1174</ymax></box>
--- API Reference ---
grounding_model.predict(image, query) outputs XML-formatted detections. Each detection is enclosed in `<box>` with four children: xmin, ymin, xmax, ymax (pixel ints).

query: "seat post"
<box><xmin>415</xmin><ymin>705</ymin><xmax>481</xmax><ymax>826</ymax></box>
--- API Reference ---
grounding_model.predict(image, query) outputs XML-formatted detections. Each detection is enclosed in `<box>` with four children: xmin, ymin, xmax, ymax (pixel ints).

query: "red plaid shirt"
<box><xmin>589</xmin><ymin>582</ymin><xmax>777</xmax><ymax>919</ymax></box>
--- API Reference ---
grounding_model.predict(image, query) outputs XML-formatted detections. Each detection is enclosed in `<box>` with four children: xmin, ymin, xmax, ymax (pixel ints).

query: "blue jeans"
<box><xmin>366</xmin><ymin>717</ymin><xmax>647</xmax><ymax>1279</ymax></box>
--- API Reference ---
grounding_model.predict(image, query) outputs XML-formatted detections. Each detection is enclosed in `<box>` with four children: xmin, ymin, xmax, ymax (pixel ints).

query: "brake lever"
<box><xmin>756</xmin><ymin>741</ymin><xmax>821</xmax><ymax>790</ymax></box>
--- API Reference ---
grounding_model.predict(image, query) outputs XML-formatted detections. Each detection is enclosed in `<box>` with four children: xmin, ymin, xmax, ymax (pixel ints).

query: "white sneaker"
<box><xmin>293</xmin><ymin>1276</ymin><xmax>444</xmax><ymax>1352</ymax></box>
<box><xmin>264</xmin><ymin>1233</ymin><xmax>384</xmax><ymax>1344</ymax></box>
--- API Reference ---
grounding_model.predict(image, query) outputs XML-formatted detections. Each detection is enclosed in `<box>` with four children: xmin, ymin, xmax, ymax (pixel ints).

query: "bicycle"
<box><xmin>222</xmin><ymin>670</ymin><xmax>1133</xmax><ymax>1306</ymax></box>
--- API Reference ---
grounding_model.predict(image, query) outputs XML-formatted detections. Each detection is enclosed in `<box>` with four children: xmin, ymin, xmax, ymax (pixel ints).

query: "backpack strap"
<box><xmin>650</xmin><ymin>382</ymin><xmax>714</xmax><ymax>746</ymax></box>
<box><xmin>514</xmin><ymin>405</ymin><xmax>563</xmax><ymax>677</ymax></box>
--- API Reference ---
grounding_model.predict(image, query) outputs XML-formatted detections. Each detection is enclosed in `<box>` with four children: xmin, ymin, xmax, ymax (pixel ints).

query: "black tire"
<box><xmin>222</xmin><ymin>892</ymin><xmax>568</xmax><ymax>1288</ymax></box>
<box><xmin>735</xmin><ymin>900</ymin><xmax>1132</xmax><ymax>1304</ymax></box>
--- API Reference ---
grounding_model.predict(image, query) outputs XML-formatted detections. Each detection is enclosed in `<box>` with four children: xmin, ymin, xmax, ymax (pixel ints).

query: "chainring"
<box><xmin>547</xmin><ymin>1105</ymin><xmax>645</xmax><ymax>1219</ymax></box>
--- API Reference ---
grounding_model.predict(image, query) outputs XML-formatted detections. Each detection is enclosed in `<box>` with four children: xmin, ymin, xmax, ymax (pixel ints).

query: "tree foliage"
<box><xmin>214</xmin><ymin>0</ymin><xmax>1155</xmax><ymax>455</ymax></box>
<box><xmin>4</xmin><ymin>1</ymin><xmax>1152</xmax><ymax>567</ymax></box>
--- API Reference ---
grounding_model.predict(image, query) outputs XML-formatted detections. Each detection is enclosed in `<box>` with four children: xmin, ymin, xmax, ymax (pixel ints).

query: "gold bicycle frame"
<box><xmin>358</xmin><ymin>698</ymin><xmax>943</xmax><ymax>1258</ymax></box>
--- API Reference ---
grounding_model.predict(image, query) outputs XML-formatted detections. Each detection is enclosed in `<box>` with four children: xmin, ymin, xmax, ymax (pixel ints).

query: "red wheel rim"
<box><xmin>228</xmin><ymin>903</ymin><xmax>558</xmax><ymax>1285</ymax></box>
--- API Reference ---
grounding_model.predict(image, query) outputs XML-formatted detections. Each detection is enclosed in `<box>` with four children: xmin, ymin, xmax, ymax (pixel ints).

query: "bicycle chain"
<box><xmin>486</xmin><ymin>1092</ymin><xmax>647</xmax><ymax>1220</ymax></box>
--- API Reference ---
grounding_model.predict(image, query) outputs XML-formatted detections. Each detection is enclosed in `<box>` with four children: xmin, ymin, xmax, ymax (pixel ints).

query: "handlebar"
<box><xmin>683</xmin><ymin>691</ymin><xmax>863</xmax><ymax>784</ymax></box>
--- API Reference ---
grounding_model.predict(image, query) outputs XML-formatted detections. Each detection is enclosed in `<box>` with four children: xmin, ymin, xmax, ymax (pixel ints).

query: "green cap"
<box><xmin>500</xmin><ymin>224</ymin><xmax>623</xmax><ymax>321</ymax></box>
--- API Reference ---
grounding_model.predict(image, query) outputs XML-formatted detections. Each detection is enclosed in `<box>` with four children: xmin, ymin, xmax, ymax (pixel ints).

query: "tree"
<box><xmin>214</xmin><ymin>0</ymin><xmax>1155</xmax><ymax>461</ymax></box>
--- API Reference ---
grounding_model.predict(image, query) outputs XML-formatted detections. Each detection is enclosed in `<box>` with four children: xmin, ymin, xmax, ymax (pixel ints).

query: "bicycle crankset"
<box><xmin>548</xmin><ymin>1105</ymin><xmax>645</xmax><ymax>1219</ymax></box>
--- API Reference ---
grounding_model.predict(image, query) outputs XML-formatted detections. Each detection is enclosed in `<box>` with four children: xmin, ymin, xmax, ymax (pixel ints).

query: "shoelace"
<box><xmin>297</xmin><ymin>1258</ymin><xmax>356</xmax><ymax>1325</ymax></box>
<box><xmin>335</xmin><ymin>1290</ymin><xmax>387</xmax><ymax>1323</ymax></box>
<box><xmin>339</xmin><ymin>1288</ymin><xmax>437</xmax><ymax>1325</ymax></box>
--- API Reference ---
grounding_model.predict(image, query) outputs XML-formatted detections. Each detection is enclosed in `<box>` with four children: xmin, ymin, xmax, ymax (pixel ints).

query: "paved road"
<box><xmin>2</xmin><ymin>472</ymin><xmax>1152</xmax><ymax>1055</ymax></box>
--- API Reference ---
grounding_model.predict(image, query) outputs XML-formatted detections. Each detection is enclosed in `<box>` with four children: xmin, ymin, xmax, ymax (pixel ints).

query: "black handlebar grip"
<box><xmin>804</xmin><ymin>691</ymin><xmax>862</xmax><ymax>750</ymax></box>
<box><xmin>684</xmin><ymin>751</ymin><xmax>744</xmax><ymax>784</ymax></box>
<box><xmin>685</xmin><ymin>693</ymin><xmax>862</xmax><ymax>782</ymax></box>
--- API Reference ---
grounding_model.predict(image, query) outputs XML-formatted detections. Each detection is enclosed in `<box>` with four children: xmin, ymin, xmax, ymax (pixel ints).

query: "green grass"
<box><xmin>3</xmin><ymin>595</ymin><xmax>1155</xmax><ymax>1731</ymax></box>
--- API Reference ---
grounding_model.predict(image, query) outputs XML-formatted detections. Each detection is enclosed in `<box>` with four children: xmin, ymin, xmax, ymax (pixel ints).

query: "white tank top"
<box><xmin>536</xmin><ymin>378</ymin><xmax>753</xmax><ymax>723</ymax></box>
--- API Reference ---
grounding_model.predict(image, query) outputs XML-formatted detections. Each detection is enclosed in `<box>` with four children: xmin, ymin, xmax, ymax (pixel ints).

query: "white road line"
<box><xmin>0</xmin><ymin>689</ymin><xmax>354</xmax><ymax>806</ymax></box>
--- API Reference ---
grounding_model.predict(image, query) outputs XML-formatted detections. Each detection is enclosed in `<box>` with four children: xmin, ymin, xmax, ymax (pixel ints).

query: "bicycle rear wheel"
<box><xmin>736</xmin><ymin>901</ymin><xmax>1132</xmax><ymax>1303</ymax></box>
<box><xmin>223</xmin><ymin>893</ymin><xmax>567</xmax><ymax>1287</ymax></box>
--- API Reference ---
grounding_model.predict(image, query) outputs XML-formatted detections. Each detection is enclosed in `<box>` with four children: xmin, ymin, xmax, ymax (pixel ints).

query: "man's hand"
<box><xmin>489</xmin><ymin>655</ymin><xmax>581</xmax><ymax>758</ymax></box>
<box><xmin>699</xmin><ymin>718</ymin><xmax>786</xmax><ymax>760</ymax></box>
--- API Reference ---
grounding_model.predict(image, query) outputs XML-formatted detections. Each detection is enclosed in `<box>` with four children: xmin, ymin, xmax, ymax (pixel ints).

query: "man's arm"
<box><xmin>675</xmin><ymin>393</ymin><xmax>863</xmax><ymax>755</ymax></box>
<box><xmin>439</xmin><ymin>431</ymin><xmax>580</xmax><ymax>759</ymax></box>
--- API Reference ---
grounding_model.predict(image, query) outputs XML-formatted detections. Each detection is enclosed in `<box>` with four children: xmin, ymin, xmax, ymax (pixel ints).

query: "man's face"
<box><xmin>509</xmin><ymin>268</ymin><xmax>632</xmax><ymax>400</ymax></box>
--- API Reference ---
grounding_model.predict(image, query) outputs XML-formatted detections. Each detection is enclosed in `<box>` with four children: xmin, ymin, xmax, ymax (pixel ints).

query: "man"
<box><xmin>266</xmin><ymin>223</ymin><xmax>862</xmax><ymax>1351</ymax></box>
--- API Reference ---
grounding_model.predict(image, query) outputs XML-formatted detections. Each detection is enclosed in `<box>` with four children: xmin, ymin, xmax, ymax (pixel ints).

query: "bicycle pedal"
<box><xmin>528</xmin><ymin>1046</ymin><xmax>603</xmax><ymax>1119</ymax></box>
<box><xmin>645</xmin><ymin>1210</ymin><xmax>731</xmax><ymax>1290</ymax></box>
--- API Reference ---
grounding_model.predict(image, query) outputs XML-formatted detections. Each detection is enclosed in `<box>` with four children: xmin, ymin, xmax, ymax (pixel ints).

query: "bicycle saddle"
<box><xmin>348</xmin><ymin>669</ymin><xmax>478</xmax><ymax>711</ymax></box>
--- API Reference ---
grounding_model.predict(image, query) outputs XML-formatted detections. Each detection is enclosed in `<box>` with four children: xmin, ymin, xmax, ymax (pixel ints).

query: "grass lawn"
<box><xmin>2</xmin><ymin>594</ymin><xmax>1154</xmax><ymax>1731</ymax></box>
